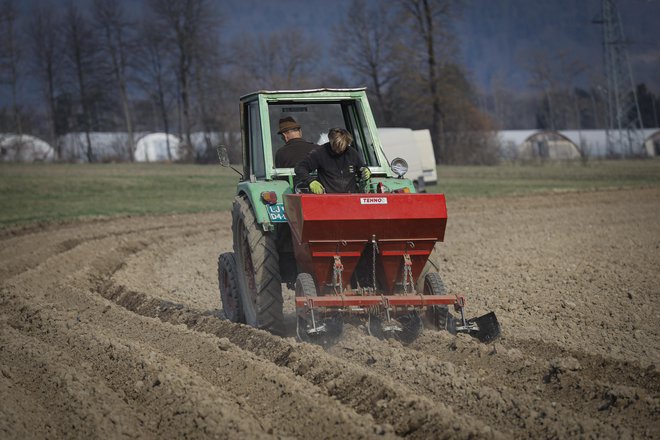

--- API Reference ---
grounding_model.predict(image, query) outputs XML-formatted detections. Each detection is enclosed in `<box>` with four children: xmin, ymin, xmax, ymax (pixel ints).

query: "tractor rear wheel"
<box><xmin>423</xmin><ymin>272</ymin><xmax>456</xmax><ymax>333</ymax></box>
<box><xmin>217</xmin><ymin>252</ymin><xmax>245</xmax><ymax>323</ymax></box>
<box><xmin>232</xmin><ymin>196</ymin><xmax>284</xmax><ymax>335</ymax></box>
<box><xmin>417</xmin><ymin>243</ymin><xmax>441</xmax><ymax>293</ymax></box>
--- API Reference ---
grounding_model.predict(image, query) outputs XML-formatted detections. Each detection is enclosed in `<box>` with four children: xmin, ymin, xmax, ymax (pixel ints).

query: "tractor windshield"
<box><xmin>268</xmin><ymin>100</ymin><xmax>380</xmax><ymax>168</ymax></box>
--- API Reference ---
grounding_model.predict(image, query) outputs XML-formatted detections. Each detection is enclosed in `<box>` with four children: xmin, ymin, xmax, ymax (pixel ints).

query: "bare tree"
<box><xmin>397</xmin><ymin>0</ymin><xmax>457</xmax><ymax>163</ymax></box>
<box><xmin>523</xmin><ymin>48</ymin><xmax>588</xmax><ymax>132</ymax></box>
<box><xmin>556</xmin><ymin>49</ymin><xmax>586</xmax><ymax>129</ymax></box>
<box><xmin>28</xmin><ymin>4</ymin><xmax>63</xmax><ymax>159</ymax></box>
<box><xmin>147</xmin><ymin>0</ymin><xmax>221</xmax><ymax>161</ymax></box>
<box><xmin>62</xmin><ymin>2</ymin><xmax>99</xmax><ymax>162</ymax></box>
<box><xmin>192</xmin><ymin>33</ymin><xmax>226</xmax><ymax>162</ymax></box>
<box><xmin>275</xmin><ymin>31</ymin><xmax>319</xmax><ymax>89</ymax></box>
<box><xmin>523</xmin><ymin>50</ymin><xmax>558</xmax><ymax>130</ymax></box>
<box><xmin>229</xmin><ymin>34</ymin><xmax>274</xmax><ymax>90</ymax></box>
<box><xmin>0</xmin><ymin>0</ymin><xmax>23</xmax><ymax>137</ymax></box>
<box><xmin>489</xmin><ymin>72</ymin><xmax>509</xmax><ymax>129</ymax></box>
<box><xmin>93</xmin><ymin>0</ymin><xmax>136</xmax><ymax>160</ymax></box>
<box><xmin>231</xmin><ymin>29</ymin><xmax>319</xmax><ymax>91</ymax></box>
<box><xmin>331</xmin><ymin>0</ymin><xmax>398</xmax><ymax>125</ymax></box>
<box><xmin>136</xmin><ymin>20</ymin><xmax>176</xmax><ymax>161</ymax></box>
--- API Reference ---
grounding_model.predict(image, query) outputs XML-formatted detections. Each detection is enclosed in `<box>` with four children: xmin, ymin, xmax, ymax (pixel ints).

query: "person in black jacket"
<box><xmin>274</xmin><ymin>116</ymin><xmax>318</xmax><ymax>168</ymax></box>
<box><xmin>295</xmin><ymin>127</ymin><xmax>371</xmax><ymax>194</ymax></box>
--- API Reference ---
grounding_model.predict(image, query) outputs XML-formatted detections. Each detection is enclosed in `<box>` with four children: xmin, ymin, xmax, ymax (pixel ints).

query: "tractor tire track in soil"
<box><xmin>1</xmin><ymin>188</ymin><xmax>658</xmax><ymax>438</ymax></box>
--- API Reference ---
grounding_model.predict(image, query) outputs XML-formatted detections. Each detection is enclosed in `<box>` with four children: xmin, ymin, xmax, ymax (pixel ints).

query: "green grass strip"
<box><xmin>1</xmin><ymin>160</ymin><xmax>659</xmax><ymax>227</ymax></box>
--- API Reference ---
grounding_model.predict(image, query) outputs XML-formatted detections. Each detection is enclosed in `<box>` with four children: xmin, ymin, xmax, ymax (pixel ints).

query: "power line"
<box><xmin>594</xmin><ymin>0</ymin><xmax>645</xmax><ymax>156</ymax></box>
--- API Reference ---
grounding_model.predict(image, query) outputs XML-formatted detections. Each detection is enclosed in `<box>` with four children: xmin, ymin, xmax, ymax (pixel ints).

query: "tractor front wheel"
<box><xmin>232</xmin><ymin>196</ymin><xmax>284</xmax><ymax>335</ymax></box>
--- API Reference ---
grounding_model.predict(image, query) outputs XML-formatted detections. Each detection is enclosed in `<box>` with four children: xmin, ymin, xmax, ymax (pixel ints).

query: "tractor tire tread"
<box><xmin>424</xmin><ymin>272</ymin><xmax>453</xmax><ymax>332</ymax></box>
<box><xmin>417</xmin><ymin>242</ymin><xmax>442</xmax><ymax>293</ymax></box>
<box><xmin>295</xmin><ymin>273</ymin><xmax>317</xmax><ymax>297</ymax></box>
<box><xmin>217</xmin><ymin>252</ymin><xmax>245</xmax><ymax>323</ymax></box>
<box><xmin>232</xmin><ymin>195</ymin><xmax>284</xmax><ymax>334</ymax></box>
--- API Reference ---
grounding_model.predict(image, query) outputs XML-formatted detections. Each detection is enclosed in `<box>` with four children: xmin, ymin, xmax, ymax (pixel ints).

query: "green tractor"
<box><xmin>218</xmin><ymin>89</ymin><xmax>417</xmax><ymax>333</ymax></box>
<box><xmin>216</xmin><ymin>88</ymin><xmax>499</xmax><ymax>342</ymax></box>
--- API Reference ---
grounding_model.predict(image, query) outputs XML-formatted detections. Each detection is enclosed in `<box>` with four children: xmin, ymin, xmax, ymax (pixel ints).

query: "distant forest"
<box><xmin>456</xmin><ymin>0</ymin><xmax>660</xmax><ymax>131</ymax></box>
<box><xmin>0</xmin><ymin>0</ymin><xmax>658</xmax><ymax>164</ymax></box>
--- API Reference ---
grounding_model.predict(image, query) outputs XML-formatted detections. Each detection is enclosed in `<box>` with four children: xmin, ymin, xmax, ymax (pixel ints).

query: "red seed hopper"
<box><xmin>284</xmin><ymin>193</ymin><xmax>499</xmax><ymax>343</ymax></box>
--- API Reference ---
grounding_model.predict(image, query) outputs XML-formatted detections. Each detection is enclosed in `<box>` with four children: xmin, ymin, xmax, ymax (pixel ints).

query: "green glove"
<box><xmin>309</xmin><ymin>180</ymin><xmax>325</xmax><ymax>194</ymax></box>
<box><xmin>360</xmin><ymin>167</ymin><xmax>371</xmax><ymax>181</ymax></box>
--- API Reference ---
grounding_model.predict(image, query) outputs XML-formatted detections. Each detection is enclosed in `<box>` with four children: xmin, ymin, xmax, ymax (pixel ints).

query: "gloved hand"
<box><xmin>360</xmin><ymin>167</ymin><xmax>371</xmax><ymax>181</ymax></box>
<box><xmin>309</xmin><ymin>180</ymin><xmax>325</xmax><ymax>194</ymax></box>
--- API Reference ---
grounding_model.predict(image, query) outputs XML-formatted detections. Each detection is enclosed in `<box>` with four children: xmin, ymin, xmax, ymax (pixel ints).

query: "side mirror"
<box><xmin>216</xmin><ymin>145</ymin><xmax>244</xmax><ymax>179</ymax></box>
<box><xmin>390</xmin><ymin>157</ymin><xmax>408</xmax><ymax>178</ymax></box>
<box><xmin>216</xmin><ymin>145</ymin><xmax>230</xmax><ymax>167</ymax></box>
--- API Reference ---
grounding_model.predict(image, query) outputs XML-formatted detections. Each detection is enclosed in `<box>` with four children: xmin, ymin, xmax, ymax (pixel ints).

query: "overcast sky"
<box><xmin>198</xmin><ymin>0</ymin><xmax>660</xmax><ymax>93</ymax></box>
<box><xmin>15</xmin><ymin>0</ymin><xmax>660</xmax><ymax>95</ymax></box>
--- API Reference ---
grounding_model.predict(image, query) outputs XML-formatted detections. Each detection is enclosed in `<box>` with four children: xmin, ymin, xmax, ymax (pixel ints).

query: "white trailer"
<box><xmin>412</xmin><ymin>129</ymin><xmax>437</xmax><ymax>185</ymax></box>
<box><xmin>377</xmin><ymin>127</ymin><xmax>438</xmax><ymax>190</ymax></box>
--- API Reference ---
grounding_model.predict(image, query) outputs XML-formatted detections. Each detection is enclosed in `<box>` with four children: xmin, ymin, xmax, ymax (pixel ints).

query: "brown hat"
<box><xmin>277</xmin><ymin>116</ymin><xmax>301</xmax><ymax>134</ymax></box>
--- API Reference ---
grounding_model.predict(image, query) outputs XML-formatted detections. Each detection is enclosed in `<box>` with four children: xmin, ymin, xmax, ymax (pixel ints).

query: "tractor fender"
<box><xmin>236</xmin><ymin>180</ymin><xmax>293</xmax><ymax>230</ymax></box>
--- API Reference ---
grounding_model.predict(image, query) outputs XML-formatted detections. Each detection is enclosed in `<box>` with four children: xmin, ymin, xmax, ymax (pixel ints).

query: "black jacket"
<box><xmin>275</xmin><ymin>138</ymin><xmax>318</xmax><ymax>168</ymax></box>
<box><xmin>295</xmin><ymin>142</ymin><xmax>366</xmax><ymax>193</ymax></box>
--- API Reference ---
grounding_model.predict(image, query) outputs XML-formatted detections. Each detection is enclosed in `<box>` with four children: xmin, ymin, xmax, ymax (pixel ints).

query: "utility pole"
<box><xmin>594</xmin><ymin>0</ymin><xmax>645</xmax><ymax>156</ymax></box>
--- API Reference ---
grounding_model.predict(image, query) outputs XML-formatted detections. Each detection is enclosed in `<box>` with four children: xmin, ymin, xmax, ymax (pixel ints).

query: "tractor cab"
<box><xmin>239</xmin><ymin>88</ymin><xmax>397</xmax><ymax>181</ymax></box>
<box><xmin>233</xmin><ymin>88</ymin><xmax>416</xmax><ymax>232</ymax></box>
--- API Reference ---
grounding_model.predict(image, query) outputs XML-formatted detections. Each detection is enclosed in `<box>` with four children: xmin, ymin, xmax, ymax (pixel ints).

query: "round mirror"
<box><xmin>390</xmin><ymin>157</ymin><xmax>408</xmax><ymax>178</ymax></box>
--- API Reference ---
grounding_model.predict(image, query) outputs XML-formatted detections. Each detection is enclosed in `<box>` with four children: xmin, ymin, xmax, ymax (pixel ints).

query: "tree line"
<box><xmin>480</xmin><ymin>47</ymin><xmax>659</xmax><ymax>134</ymax></box>
<box><xmin>0</xmin><ymin>0</ymin><xmax>657</xmax><ymax>165</ymax></box>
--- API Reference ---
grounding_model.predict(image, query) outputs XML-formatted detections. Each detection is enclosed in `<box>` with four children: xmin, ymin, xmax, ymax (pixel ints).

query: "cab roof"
<box><xmin>240</xmin><ymin>87</ymin><xmax>367</xmax><ymax>102</ymax></box>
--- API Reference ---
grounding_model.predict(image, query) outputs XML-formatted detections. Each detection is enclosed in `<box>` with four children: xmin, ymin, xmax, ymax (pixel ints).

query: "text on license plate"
<box><xmin>267</xmin><ymin>204</ymin><xmax>288</xmax><ymax>222</ymax></box>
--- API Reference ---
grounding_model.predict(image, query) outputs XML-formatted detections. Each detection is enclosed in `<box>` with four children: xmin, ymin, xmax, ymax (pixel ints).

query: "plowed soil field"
<box><xmin>1</xmin><ymin>188</ymin><xmax>658</xmax><ymax>439</ymax></box>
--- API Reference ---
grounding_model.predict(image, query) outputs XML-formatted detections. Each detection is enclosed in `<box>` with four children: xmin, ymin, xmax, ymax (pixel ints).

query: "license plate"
<box><xmin>267</xmin><ymin>204</ymin><xmax>288</xmax><ymax>222</ymax></box>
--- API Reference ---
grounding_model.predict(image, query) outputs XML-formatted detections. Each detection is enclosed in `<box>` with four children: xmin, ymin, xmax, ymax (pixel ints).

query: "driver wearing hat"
<box><xmin>274</xmin><ymin>116</ymin><xmax>317</xmax><ymax>168</ymax></box>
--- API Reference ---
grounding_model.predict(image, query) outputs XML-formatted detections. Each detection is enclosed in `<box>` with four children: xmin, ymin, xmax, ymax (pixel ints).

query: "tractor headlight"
<box><xmin>390</xmin><ymin>158</ymin><xmax>408</xmax><ymax>178</ymax></box>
